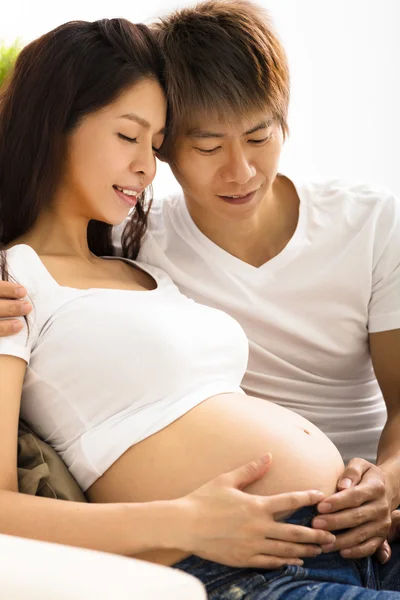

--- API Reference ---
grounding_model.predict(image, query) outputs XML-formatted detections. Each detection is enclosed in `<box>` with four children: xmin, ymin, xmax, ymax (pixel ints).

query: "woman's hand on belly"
<box><xmin>179</xmin><ymin>455</ymin><xmax>337</xmax><ymax>569</ymax></box>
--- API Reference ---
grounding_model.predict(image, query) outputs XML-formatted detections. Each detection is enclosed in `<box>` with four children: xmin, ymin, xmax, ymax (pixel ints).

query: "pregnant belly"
<box><xmin>87</xmin><ymin>393</ymin><xmax>345</xmax><ymax>565</ymax></box>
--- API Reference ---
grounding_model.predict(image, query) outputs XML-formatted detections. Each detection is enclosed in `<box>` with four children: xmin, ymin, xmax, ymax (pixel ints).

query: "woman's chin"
<box><xmin>92</xmin><ymin>212</ymin><xmax>133</xmax><ymax>227</ymax></box>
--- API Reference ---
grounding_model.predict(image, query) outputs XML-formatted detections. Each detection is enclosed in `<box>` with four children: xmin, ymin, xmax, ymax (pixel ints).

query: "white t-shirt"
<box><xmin>132</xmin><ymin>178</ymin><xmax>400</xmax><ymax>464</ymax></box>
<box><xmin>0</xmin><ymin>245</ymin><xmax>248</xmax><ymax>491</ymax></box>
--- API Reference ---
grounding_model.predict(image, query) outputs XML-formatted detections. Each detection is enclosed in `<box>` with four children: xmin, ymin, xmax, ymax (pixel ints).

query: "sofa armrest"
<box><xmin>0</xmin><ymin>533</ymin><xmax>206</xmax><ymax>600</ymax></box>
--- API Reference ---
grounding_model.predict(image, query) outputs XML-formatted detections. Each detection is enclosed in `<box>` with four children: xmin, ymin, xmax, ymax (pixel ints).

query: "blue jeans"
<box><xmin>173</xmin><ymin>506</ymin><xmax>400</xmax><ymax>599</ymax></box>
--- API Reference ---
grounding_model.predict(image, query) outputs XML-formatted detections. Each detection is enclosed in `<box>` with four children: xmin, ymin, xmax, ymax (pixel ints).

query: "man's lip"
<box><xmin>217</xmin><ymin>189</ymin><xmax>259</xmax><ymax>205</ymax></box>
<box><xmin>217</xmin><ymin>189</ymin><xmax>258</xmax><ymax>198</ymax></box>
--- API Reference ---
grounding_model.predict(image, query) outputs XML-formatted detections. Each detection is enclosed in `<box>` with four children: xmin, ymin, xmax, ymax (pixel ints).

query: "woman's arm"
<box><xmin>0</xmin><ymin>486</ymin><xmax>189</xmax><ymax>556</ymax></box>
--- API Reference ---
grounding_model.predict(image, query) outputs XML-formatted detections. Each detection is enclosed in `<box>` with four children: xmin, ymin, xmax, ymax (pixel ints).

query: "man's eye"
<box><xmin>195</xmin><ymin>147</ymin><xmax>221</xmax><ymax>154</ymax></box>
<box><xmin>249</xmin><ymin>135</ymin><xmax>272</xmax><ymax>144</ymax></box>
<box><xmin>118</xmin><ymin>133</ymin><xmax>138</xmax><ymax>143</ymax></box>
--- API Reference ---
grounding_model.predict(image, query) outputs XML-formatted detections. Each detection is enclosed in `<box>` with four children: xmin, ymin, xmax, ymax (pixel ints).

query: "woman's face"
<box><xmin>58</xmin><ymin>77</ymin><xmax>166</xmax><ymax>225</ymax></box>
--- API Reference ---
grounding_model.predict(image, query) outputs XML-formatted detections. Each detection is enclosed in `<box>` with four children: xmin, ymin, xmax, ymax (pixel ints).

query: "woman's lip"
<box><xmin>114</xmin><ymin>185</ymin><xmax>144</xmax><ymax>194</ymax></box>
<box><xmin>113</xmin><ymin>186</ymin><xmax>138</xmax><ymax>208</ymax></box>
<box><xmin>218</xmin><ymin>190</ymin><xmax>258</xmax><ymax>205</ymax></box>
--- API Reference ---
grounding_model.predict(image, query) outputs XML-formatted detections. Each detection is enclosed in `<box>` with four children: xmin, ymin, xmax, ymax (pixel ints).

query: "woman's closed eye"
<box><xmin>118</xmin><ymin>133</ymin><xmax>138</xmax><ymax>143</ymax></box>
<box><xmin>118</xmin><ymin>133</ymin><xmax>161</xmax><ymax>154</ymax></box>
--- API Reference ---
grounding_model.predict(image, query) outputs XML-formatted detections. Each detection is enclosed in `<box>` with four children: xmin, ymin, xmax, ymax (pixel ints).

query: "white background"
<box><xmin>1</xmin><ymin>0</ymin><xmax>399</xmax><ymax>197</ymax></box>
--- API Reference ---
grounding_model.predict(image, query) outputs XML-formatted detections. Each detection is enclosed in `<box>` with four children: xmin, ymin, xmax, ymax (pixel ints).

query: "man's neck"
<box><xmin>186</xmin><ymin>176</ymin><xmax>300</xmax><ymax>268</ymax></box>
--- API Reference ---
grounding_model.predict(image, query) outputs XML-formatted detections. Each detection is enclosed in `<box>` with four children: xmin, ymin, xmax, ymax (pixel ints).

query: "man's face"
<box><xmin>167</xmin><ymin>110</ymin><xmax>284</xmax><ymax>226</ymax></box>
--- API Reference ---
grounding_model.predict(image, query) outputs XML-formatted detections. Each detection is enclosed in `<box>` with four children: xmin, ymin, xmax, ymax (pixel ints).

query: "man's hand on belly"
<box><xmin>311</xmin><ymin>458</ymin><xmax>392</xmax><ymax>559</ymax></box>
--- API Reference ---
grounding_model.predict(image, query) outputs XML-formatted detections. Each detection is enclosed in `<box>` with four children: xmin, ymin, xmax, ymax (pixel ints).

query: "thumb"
<box><xmin>230</xmin><ymin>454</ymin><xmax>272</xmax><ymax>490</ymax></box>
<box><xmin>376</xmin><ymin>540</ymin><xmax>391</xmax><ymax>564</ymax></box>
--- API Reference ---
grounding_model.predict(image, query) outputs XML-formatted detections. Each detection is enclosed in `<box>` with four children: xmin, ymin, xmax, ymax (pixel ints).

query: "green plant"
<box><xmin>0</xmin><ymin>40</ymin><xmax>21</xmax><ymax>87</ymax></box>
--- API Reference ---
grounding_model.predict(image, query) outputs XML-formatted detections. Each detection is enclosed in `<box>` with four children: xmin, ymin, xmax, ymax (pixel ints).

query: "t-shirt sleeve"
<box><xmin>368</xmin><ymin>191</ymin><xmax>400</xmax><ymax>333</ymax></box>
<box><xmin>0</xmin><ymin>248</ymin><xmax>37</xmax><ymax>363</ymax></box>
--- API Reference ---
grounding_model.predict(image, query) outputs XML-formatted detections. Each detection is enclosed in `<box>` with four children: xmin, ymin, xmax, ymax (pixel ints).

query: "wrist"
<box><xmin>378</xmin><ymin>461</ymin><xmax>400</xmax><ymax>509</ymax></box>
<box><xmin>135</xmin><ymin>498</ymin><xmax>195</xmax><ymax>552</ymax></box>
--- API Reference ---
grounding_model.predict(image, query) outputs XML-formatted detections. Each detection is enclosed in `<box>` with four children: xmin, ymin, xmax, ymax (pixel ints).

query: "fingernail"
<box><xmin>260</xmin><ymin>454</ymin><xmax>271</xmax><ymax>464</ymax></box>
<box><xmin>21</xmin><ymin>302</ymin><xmax>32</xmax><ymax>315</ymax></box>
<box><xmin>12</xmin><ymin>321</ymin><xmax>23</xmax><ymax>333</ymax></box>
<box><xmin>381</xmin><ymin>551</ymin><xmax>390</xmax><ymax>564</ymax></box>
<box><xmin>326</xmin><ymin>534</ymin><xmax>336</xmax><ymax>543</ymax></box>
<box><xmin>15</xmin><ymin>286</ymin><xmax>26</xmax><ymax>298</ymax></box>
<box><xmin>341</xmin><ymin>549</ymin><xmax>352</xmax><ymax>558</ymax></box>
<box><xmin>321</xmin><ymin>543</ymin><xmax>335</xmax><ymax>553</ymax></box>
<box><xmin>339</xmin><ymin>478</ymin><xmax>352</xmax><ymax>489</ymax></box>
<box><xmin>313</xmin><ymin>518</ymin><xmax>327</xmax><ymax>529</ymax></box>
<box><xmin>318</xmin><ymin>502</ymin><xmax>332</xmax><ymax>512</ymax></box>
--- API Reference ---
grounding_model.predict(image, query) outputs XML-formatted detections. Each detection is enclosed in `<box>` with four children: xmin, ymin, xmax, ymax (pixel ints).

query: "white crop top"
<box><xmin>1</xmin><ymin>245</ymin><xmax>248</xmax><ymax>491</ymax></box>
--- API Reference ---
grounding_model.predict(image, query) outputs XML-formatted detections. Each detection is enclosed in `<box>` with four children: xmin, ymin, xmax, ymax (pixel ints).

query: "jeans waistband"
<box><xmin>284</xmin><ymin>504</ymin><xmax>319</xmax><ymax>527</ymax></box>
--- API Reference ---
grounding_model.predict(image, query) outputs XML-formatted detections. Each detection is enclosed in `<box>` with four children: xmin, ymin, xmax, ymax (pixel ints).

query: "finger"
<box><xmin>321</xmin><ymin>521</ymin><xmax>388</xmax><ymax>553</ymax></box>
<box><xmin>267</xmin><ymin>489</ymin><xmax>326</xmax><ymax>515</ymax></box>
<box><xmin>249</xmin><ymin>555</ymin><xmax>304</xmax><ymax>569</ymax></box>
<box><xmin>229</xmin><ymin>454</ymin><xmax>272</xmax><ymax>490</ymax></box>
<box><xmin>0</xmin><ymin>282</ymin><xmax>27</xmax><ymax>299</ymax></box>
<box><xmin>313</xmin><ymin>502</ymin><xmax>378</xmax><ymax>531</ymax></box>
<box><xmin>376</xmin><ymin>540</ymin><xmax>391</xmax><ymax>564</ymax></box>
<box><xmin>261</xmin><ymin>539</ymin><xmax>322</xmax><ymax>559</ymax></box>
<box><xmin>317</xmin><ymin>481</ymin><xmax>384</xmax><ymax>514</ymax></box>
<box><xmin>388</xmin><ymin>510</ymin><xmax>400</xmax><ymax>543</ymax></box>
<box><xmin>0</xmin><ymin>318</ymin><xmax>25</xmax><ymax>337</ymax></box>
<box><xmin>336</xmin><ymin>458</ymin><xmax>370</xmax><ymax>490</ymax></box>
<box><xmin>339</xmin><ymin>537</ymin><xmax>384</xmax><ymax>560</ymax></box>
<box><xmin>0</xmin><ymin>300</ymin><xmax>32</xmax><ymax>319</ymax></box>
<box><xmin>270</xmin><ymin>522</ymin><xmax>336</xmax><ymax>546</ymax></box>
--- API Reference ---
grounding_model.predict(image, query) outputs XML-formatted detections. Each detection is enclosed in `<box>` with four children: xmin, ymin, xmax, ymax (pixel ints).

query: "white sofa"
<box><xmin>0</xmin><ymin>533</ymin><xmax>206</xmax><ymax>599</ymax></box>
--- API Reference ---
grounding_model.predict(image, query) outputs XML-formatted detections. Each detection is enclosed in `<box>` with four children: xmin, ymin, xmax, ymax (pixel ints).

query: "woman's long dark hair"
<box><xmin>0</xmin><ymin>18</ymin><xmax>165</xmax><ymax>282</ymax></box>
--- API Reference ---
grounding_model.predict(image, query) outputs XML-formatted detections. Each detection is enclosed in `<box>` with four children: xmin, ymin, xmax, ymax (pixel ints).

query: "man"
<box><xmin>2</xmin><ymin>0</ymin><xmax>400</xmax><ymax>565</ymax></box>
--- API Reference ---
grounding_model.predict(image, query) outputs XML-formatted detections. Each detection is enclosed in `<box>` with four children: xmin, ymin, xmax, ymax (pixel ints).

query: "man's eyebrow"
<box><xmin>119</xmin><ymin>113</ymin><xmax>165</xmax><ymax>135</ymax></box>
<box><xmin>245</xmin><ymin>119</ymin><xmax>273</xmax><ymax>135</ymax></box>
<box><xmin>188</xmin><ymin>119</ymin><xmax>273</xmax><ymax>139</ymax></box>
<box><xmin>188</xmin><ymin>128</ymin><xmax>225</xmax><ymax>139</ymax></box>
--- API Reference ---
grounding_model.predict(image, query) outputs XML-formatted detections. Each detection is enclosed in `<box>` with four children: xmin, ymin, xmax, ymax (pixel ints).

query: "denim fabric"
<box><xmin>173</xmin><ymin>506</ymin><xmax>400</xmax><ymax>599</ymax></box>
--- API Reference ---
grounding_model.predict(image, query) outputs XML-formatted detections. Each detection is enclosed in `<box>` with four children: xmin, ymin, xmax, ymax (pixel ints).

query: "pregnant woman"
<box><xmin>1</xmin><ymin>17</ymin><xmax>399</xmax><ymax>600</ymax></box>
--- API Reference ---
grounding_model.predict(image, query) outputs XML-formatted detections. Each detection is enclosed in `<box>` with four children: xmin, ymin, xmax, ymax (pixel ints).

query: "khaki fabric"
<box><xmin>17</xmin><ymin>420</ymin><xmax>87</xmax><ymax>502</ymax></box>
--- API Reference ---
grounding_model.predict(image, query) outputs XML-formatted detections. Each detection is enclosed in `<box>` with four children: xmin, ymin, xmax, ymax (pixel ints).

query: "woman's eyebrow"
<box><xmin>119</xmin><ymin>113</ymin><xmax>165</xmax><ymax>134</ymax></box>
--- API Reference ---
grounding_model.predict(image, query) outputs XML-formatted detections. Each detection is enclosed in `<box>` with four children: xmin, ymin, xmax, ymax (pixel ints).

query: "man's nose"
<box><xmin>221</xmin><ymin>147</ymin><xmax>256</xmax><ymax>184</ymax></box>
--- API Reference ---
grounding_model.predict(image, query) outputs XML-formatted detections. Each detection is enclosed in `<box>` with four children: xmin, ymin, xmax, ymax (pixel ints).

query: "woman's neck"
<box><xmin>14</xmin><ymin>209</ymin><xmax>94</xmax><ymax>261</ymax></box>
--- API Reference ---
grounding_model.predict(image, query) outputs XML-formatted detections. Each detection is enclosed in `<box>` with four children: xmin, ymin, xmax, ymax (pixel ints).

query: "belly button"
<box><xmin>303</xmin><ymin>428</ymin><xmax>311</xmax><ymax>435</ymax></box>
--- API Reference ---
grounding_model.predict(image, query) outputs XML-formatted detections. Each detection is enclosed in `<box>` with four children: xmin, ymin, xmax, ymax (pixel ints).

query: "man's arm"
<box><xmin>311</xmin><ymin>190</ymin><xmax>400</xmax><ymax>560</ymax></box>
<box><xmin>0</xmin><ymin>281</ymin><xmax>32</xmax><ymax>336</ymax></box>
<box><xmin>311</xmin><ymin>329</ymin><xmax>400</xmax><ymax>560</ymax></box>
<box><xmin>370</xmin><ymin>328</ymin><xmax>400</xmax><ymax>508</ymax></box>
